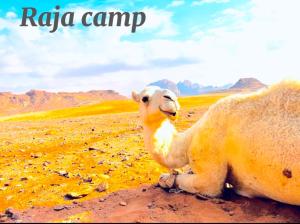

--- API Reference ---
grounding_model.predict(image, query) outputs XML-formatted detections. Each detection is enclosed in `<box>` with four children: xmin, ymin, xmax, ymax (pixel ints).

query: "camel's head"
<box><xmin>132</xmin><ymin>86</ymin><xmax>180</xmax><ymax>123</ymax></box>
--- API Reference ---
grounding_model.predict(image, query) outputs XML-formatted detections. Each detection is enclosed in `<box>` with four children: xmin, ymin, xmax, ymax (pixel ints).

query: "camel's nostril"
<box><xmin>172</xmin><ymin>112</ymin><xmax>176</xmax><ymax>116</ymax></box>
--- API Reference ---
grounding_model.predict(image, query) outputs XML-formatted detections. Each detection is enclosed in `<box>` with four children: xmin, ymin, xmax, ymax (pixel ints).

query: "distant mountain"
<box><xmin>148</xmin><ymin>79</ymin><xmax>180</xmax><ymax>96</ymax></box>
<box><xmin>177</xmin><ymin>80</ymin><xmax>232</xmax><ymax>95</ymax></box>
<box><xmin>149</xmin><ymin>79</ymin><xmax>232</xmax><ymax>96</ymax></box>
<box><xmin>177</xmin><ymin>80</ymin><xmax>201</xmax><ymax>95</ymax></box>
<box><xmin>0</xmin><ymin>89</ymin><xmax>126</xmax><ymax>116</ymax></box>
<box><xmin>230</xmin><ymin>78</ymin><xmax>267</xmax><ymax>91</ymax></box>
<box><xmin>148</xmin><ymin>77</ymin><xmax>267</xmax><ymax>96</ymax></box>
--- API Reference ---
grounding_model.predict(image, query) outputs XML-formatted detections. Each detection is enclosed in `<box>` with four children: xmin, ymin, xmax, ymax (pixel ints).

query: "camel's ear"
<box><xmin>131</xmin><ymin>91</ymin><xmax>140</xmax><ymax>103</ymax></box>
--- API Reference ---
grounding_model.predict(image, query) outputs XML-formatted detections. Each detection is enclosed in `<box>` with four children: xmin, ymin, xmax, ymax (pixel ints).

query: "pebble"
<box><xmin>147</xmin><ymin>202</ymin><xmax>156</xmax><ymax>209</ymax></box>
<box><xmin>5</xmin><ymin>208</ymin><xmax>13</xmax><ymax>217</ymax></box>
<box><xmin>57</xmin><ymin>171</ymin><xmax>69</xmax><ymax>178</ymax></box>
<box><xmin>168</xmin><ymin>204</ymin><xmax>178</xmax><ymax>211</ymax></box>
<box><xmin>98</xmin><ymin>160</ymin><xmax>104</xmax><ymax>165</ymax></box>
<box><xmin>83</xmin><ymin>177</ymin><xmax>92</xmax><ymax>183</ymax></box>
<box><xmin>121</xmin><ymin>156</ymin><xmax>128</xmax><ymax>162</ymax></box>
<box><xmin>53</xmin><ymin>206</ymin><xmax>65</xmax><ymax>211</ymax></box>
<box><xmin>64</xmin><ymin>192</ymin><xmax>88</xmax><ymax>200</ymax></box>
<box><xmin>42</xmin><ymin>161</ymin><xmax>51</xmax><ymax>167</ymax></box>
<box><xmin>119</xmin><ymin>201</ymin><xmax>127</xmax><ymax>206</ymax></box>
<box><xmin>30</xmin><ymin>153</ymin><xmax>42</xmax><ymax>158</ymax></box>
<box><xmin>5</xmin><ymin>208</ymin><xmax>19</xmax><ymax>220</ymax></box>
<box><xmin>95</xmin><ymin>183</ymin><xmax>108</xmax><ymax>192</ymax></box>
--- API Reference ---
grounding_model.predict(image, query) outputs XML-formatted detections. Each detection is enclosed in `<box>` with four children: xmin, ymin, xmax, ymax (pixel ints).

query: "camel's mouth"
<box><xmin>159</xmin><ymin>106</ymin><xmax>177</xmax><ymax>120</ymax></box>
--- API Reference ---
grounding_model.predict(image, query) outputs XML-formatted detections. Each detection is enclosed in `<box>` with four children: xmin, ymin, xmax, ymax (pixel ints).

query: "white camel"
<box><xmin>132</xmin><ymin>81</ymin><xmax>300</xmax><ymax>205</ymax></box>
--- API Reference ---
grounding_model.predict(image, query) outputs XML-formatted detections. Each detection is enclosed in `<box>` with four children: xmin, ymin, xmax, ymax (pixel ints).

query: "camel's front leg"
<box><xmin>158</xmin><ymin>166</ymin><xmax>190</xmax><ymax>188</ymax></box>
<box><xmin>175</xmin><ymin>174</ymin><xmax>224</xmax><ymax>197</ymax></box>
<box><xmin>159</xmin><ymin>171</ymin><xmax>226</xmax><ymax>198</ymax></box>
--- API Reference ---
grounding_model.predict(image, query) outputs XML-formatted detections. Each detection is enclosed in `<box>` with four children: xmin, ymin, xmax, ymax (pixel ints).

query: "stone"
<box><xmin>64</xmin><ymin>192</ymin><xmax>88</xmax><ymax>200</ymax></box>
<box><xmin>95</xmin><ymin>183</ymin><xmax>108</xmax><ymax>192</ymax></box>
<box><xmin>119</xmin><ymin>201</ymin><xmax>127</xmax><ymax>206</ymax></box>
<box><xmin>53</xmin><ymin>206</ymin><xmax>65</xmax><ymax>211</ymax></box>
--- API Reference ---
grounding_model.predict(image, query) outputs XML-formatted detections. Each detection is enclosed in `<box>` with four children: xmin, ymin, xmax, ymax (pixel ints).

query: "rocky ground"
<box><xmin>0</xmin><ymin>103</ymin><xmax>210</xmax><ymax>212</ymax></box>
<box><xmin>1</xmin><ymin>95</ymin><xmax>299</xmax><ymax>223</ymax></box>
<box><xmin>1</xmin><ymin>185</ymin><xmax>300</xmax><ymax>223</ymax></box>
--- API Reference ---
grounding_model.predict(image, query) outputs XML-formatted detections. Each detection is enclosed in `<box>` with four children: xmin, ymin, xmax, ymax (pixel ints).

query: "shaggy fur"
<box><xmin>132</xmin><ymin>81</ymin><xmax>300</xmax><ymax>205</ymax></box>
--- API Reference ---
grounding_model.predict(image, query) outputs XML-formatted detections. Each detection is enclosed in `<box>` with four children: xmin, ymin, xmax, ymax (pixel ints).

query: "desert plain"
<box><xmin>0</xmin><ymin>93</ymin><xmax>299</xmax><ymax>223</ymax></box>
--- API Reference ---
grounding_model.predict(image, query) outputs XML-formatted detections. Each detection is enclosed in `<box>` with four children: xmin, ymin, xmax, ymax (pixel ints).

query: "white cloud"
<box><xmin>192</xmin><ymin>0</ymin><xmax>230</xmax><ymax>6</ymax></box>
<box><xmin>0</xmin><ymin>0</ymin><xmax>300</xmax><ymax>95</ymax></box>
<box><xmin>0</xmin><ymin>6</ymin><xmax>180</xmax><ymax>94</ymax></box>
<box><xmin>189</xmin><ymin>0</ymin><xmax>300</xmax><ymax>85</ymax></box>
<box><xmin>168</xmin><ymin>0</ymin><xmax>185</xmax><ymax>8</ymax></box>
<box><xmin>221</xmin><ymin>8</ymin><xmax>246</xmax><ymax>20</ymax></box>
<box><xmin>140</xmin><ymin>8</ymin><xmax>178</xmax><ymax>36</ymax></box>
<box><xmin>5</xmin><ymin>11</ymin><xmax>17</xmax><ymax>19</ymax></box>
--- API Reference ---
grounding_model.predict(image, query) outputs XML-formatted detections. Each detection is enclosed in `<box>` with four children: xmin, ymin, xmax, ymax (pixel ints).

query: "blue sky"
<box><xmin>0</xmin><ymin>0</ymin><xmax>299</xmax><ymax>95</ymax></box>
<box><xmin>0</xmin><ymin>0</ymin><xmax>249</xmax><ymax>40</ymax></box>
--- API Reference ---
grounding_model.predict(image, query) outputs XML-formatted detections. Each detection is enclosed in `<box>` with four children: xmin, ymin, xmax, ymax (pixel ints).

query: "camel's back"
<box><xmin>229</xmin><ymin>80</ymin><xmax>300</xmax><ymax>118</ymax></box>
<box><xmin>225</xmin><ymin>81</ymin><xmax>300</xmax><ymax>161</ymax></box>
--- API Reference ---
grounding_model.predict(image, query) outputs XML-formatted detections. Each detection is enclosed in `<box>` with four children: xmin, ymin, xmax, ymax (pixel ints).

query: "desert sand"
<box><xmin>0</xmin><ymin>93</ymin><xmax>299</xmax><ymax>223</ymax></box>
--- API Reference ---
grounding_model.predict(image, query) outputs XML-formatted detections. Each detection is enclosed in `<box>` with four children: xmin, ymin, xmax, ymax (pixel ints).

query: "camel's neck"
<box><xmin>143</xmin><ymin>119</ymin><xmax>192</xmax><ymax>169</ymax></box>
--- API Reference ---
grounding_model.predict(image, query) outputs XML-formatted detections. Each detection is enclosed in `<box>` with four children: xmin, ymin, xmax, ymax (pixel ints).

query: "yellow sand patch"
<box><xmin>0</xmin><ymin>93</ymin><xmax>228</xmax><ymax>122</ymax></box>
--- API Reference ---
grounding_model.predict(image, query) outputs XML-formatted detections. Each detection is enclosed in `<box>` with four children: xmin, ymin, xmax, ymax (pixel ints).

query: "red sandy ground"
<box><xmin>1</xmin><ymin>185</ymin><xmax>300</xmax><ymax>223</ymax></box>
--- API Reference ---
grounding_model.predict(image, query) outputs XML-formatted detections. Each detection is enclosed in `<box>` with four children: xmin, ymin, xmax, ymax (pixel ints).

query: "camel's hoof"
<box><xmin>158</xmin><ymin>173</ymin><xmax>176</xmax><ymax>189</ymax></box>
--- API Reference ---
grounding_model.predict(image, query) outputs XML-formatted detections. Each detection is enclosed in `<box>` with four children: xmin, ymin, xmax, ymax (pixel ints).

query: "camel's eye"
<box><xmin>142</xmin><ymin>96</ymin><xmax>149</xmax><ymax>103</ymax></box>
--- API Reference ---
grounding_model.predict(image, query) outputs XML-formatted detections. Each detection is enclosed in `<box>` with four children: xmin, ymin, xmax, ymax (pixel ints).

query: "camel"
<box><xmin>132</xmin><ymin>81</ymin><xmax>300</xmax><ymax>205</ymax></box>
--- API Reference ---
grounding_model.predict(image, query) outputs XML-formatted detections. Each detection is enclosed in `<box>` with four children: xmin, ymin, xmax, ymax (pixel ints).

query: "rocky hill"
<box><xmin>230</xmin><ymin>78</ymin><xmax>267</xmax><ymax>91</ymax></box>
<box><xmin>0</xmin><ymin>90</ymin><xmax>126</xmax><ymax>116</ymax></box>
<box><xmin>149</xmin><ymin>79</ymin><xmax>231</xmax><ymax>96</ymax></box>
<box><xmin>177</xmin><ymin>80</ymin><xmax>231</xmax><ymax>95</ymax></box>
<box><xmin>149</xmin><ymin>78</ymin><xmax>266</xmax><ymax>96</ymax></box>
<box><xmin>177</xmin><ymin>80</ymin><xmax>202</xmax><ymax>95</ymax></box>
<box><xmin>148</xmin><ymin>79</ymin><xmax>180</xmax><ymax>96</ymax></box>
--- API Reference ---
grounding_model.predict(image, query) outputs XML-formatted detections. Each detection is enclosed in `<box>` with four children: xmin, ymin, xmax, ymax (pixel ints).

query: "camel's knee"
<box><xmin>158</xmin><ymin>168</ymin><xmax>226</xmax><ymax>198</ymax></box>
<box><xmin>175</xmin><ymin>174</ymin><xmax>224</xmax><ymax>197</ymax></box>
